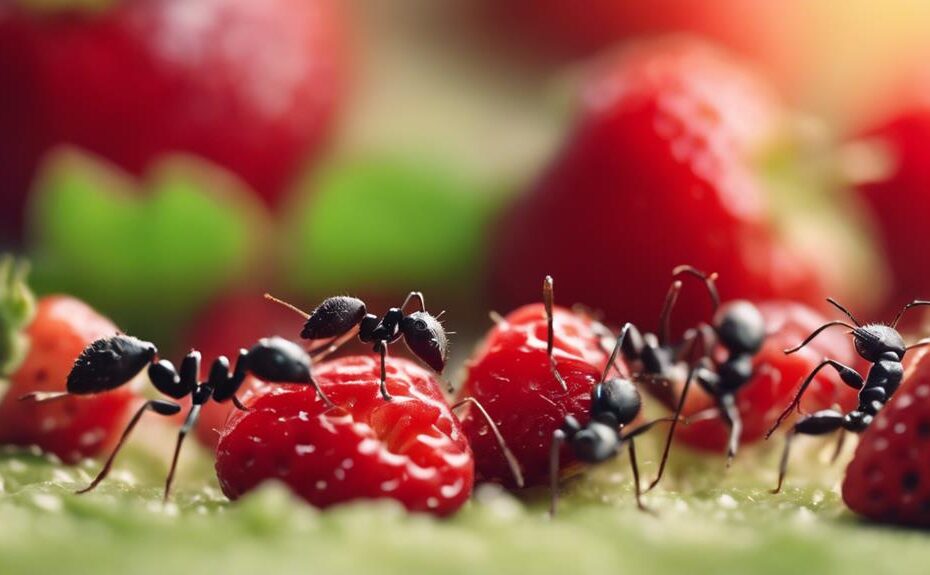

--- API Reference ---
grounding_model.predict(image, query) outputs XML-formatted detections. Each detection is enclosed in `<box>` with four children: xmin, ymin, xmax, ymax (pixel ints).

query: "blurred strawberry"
<box><xmin>490</xmin><ymin>38</ymin><xmax>836</xmax><ymax>335</ymax></box>
<box><xmin>183</xmin><ymin>291</ymin><xmax>303</xmax><ymax>450</ymax></box>
<box><xmin>0</xmin><ymin>0</ymin><xmax>348</xmax><ymax>240</ymax></box>
<box><xmin>850</xmin><ymin>102</ymin><xmax>930</xmax><ymax>321</ymax></box>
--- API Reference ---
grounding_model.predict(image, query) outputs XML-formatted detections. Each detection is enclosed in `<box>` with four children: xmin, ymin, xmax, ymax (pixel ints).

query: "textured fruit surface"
<box><xmin>0</xmin><ymin>296</ymin><xmax>137</xmax><ymax>463</ymax></box>
<box><xmin>674</xmin><ymin>301</ymin><xmax>860</xmax><ymax>451</ymax></box>
<box><xmin>0</xmin><ymin>0</ymin><xmax>347</xmax><ymax>237</ymax></box>
<box><xmin>842</xmin><ymin>348</ymin><xmax>930</xmax><ymax>527</ymax></box>
<box><xmin>456</xmin><ymin>303</ymin><xmax>617</xmax><ymax>487</ymax></box>
<box><xmin>490</xmin><ymin>38</ymin><xmax>828</xmax><ymax>336</ymax></box>
<box><xmin>216</xmin><ymin>355</ymin><xmax>473</xmax><ymax>516</ymax></box>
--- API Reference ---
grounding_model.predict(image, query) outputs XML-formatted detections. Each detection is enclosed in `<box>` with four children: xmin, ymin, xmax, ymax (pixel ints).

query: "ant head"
<box><xmin>300</xmin><ymin>296</ymin><xmax>367</xmax><ymax>340</ymax></box>
<box><xmin>67</xmin><ymin>335</ymin><xmax>157</xmax><ymax>395</ymax></box>
<box><xmin>591</xmin><ymin>378</ymin><xmax>641</xmax><ymax>427</ymax></box>
<box><xmin>246</xmin><ymin>337</ymin><xmax>312</xmax><ymax>383</ymax></box>
<box><xmin>852</xmin><ymin>324</ymin><xmax>905</xmax><ymax>362</ymax></box>
<box><xmin>570</xmin><ymin>422</ymin><xmax>620</xmax><ymax>463</ymax></box>
<box><xmin>714</xmin><ymin>300</ymin><xmax>765</xmax><ymax>355</ymax></box>
<box><xmin>400</xmin><ymin>311</ymin><xmax>448</xmax><ymax>373</ymax></box>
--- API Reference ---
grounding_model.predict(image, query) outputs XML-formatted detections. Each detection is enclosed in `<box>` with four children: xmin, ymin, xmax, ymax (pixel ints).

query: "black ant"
<box><xmin>548</xmin><ymin>322</ymin><xmax>692</xmax><ymax>516</ymax></box>
<box><xmin>614</xmin><ymin>266</ymin><xmax>766</xmax><ymax>490</ymax></box>
<box><xmin>21</xmin><ymin>334</ymin><xmax>326</xmax><ymax>501</ymax></box>
<box><xmin>265</xmin><ymin>292</ymin><xmax>448</xmax><ymax>401</ymax></box>
<box><xmin>766</xmin><ymin>298</ymin><xmax>930</xmax><ymax>493</ymax></box>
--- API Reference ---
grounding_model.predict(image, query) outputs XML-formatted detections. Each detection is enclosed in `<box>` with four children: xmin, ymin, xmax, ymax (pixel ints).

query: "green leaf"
<box><xmin>280</xmin><ymin>155</ymin><xmax>497</xmax><ymax>303</ymax></box>
<box><xmin>0</xmin><ymin>256</ymin><xmax>36</xmax><ymax>377</ymax></box>
<box><xmin>26</xmin><ymin>148</ymin><xmax>269</xmax><ymax>345</ymax></box>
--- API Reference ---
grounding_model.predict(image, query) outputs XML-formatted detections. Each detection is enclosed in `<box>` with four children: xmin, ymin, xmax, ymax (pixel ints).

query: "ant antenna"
<box><xmin>672</xmin><ymin>265</ymin><xmax>721</xmax><ymax>311</ymax></box>
<box><xmin>601</xmin><ymin>323</ymin><xmax>632</xmax><ymax>383</ymax></box>
<box><xmin>783</xmin><ymin>321</ymin><xmax>857</xmax><ymax>355</ymax></box>
<box><xmin>657</xmin><ymin>281</ymin><xmax>682</xmax><ymax>346</ymax></box>
<box><xmin>826</xmin><ymin>297</ymin><xmax>862</xmax><ymax>327</ymax></box>
<box><xmin>543</xmin><ymin>276</ymin><xmax>567</xmax><ymax>391</ymax></box>
<box><xmin>452</xmin><ymin>397</ymin><xmax>524</xmax><ymax>488</ymax></box>
<box><xmin>891</xmin><ymin>300</ymin><xmax>930</xmax><ymax>329</ymax></box>
<box><xmin>264</xmin><ymin>293</ymin><xmax>310</xmax><ymax>320</ymax></box>
<box><xmin>906</xmin><ymin>337</ymin><xmax>930</xmax><ymax>352</ymax></box>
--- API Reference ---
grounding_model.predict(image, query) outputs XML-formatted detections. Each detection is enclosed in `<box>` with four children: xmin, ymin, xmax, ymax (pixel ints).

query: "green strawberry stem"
<box><xmin>0</xmin><ymin>255</ymin><xmax>36</xmax><ymax>378</ymax></box>
<box><xmin>17</xmin><ymin>0</ymin><xmax>117</xmax><ymax>15</ymax></box>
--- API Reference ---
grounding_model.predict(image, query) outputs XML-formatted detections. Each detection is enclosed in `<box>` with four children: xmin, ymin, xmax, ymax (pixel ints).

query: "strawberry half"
<box><xmin>0</xmin><ymin>275</ymin><xmax>139</xmax><ymax>463</ymax></box>
<box><xmin>842</xmin><ymin>348</ymin><xmax>930</xmax><ymax>527</ymax></box>
<box><xmin>456</xmin><ymin>302</ymin><xmax>616</xmax><ymax>487</ymax></box>
<box><xmin>215</xmin><ymin>355</ymin><xmax>473</xmax><ymax>516</ymax></box>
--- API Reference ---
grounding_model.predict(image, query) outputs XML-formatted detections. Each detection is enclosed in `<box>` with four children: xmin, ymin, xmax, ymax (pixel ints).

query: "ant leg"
<box><xmin>401</xmin><ymin>291</ymin><xmax>426</xmax><ymax>313</ymax></box>
<box><xmin>19</xmin><ymin>391</ymin><xmax>70</xmax><ymax>402</ymax></box>
<box><xmin>657</xmin><ymin>280</ymin><xmax>683</xmax><ymax>346</ymax></box>
<box><xmin>309</xmin><ymin>325</ymin><xmax>360</xmax><ymax>361</ymax></box>
<box><xmin>720</xmin><ymin>394</ymin><xmax>742</xmax><ymax>467</ymax></box>
<box><xmin>627</xmin><ymin>438</ymin><xmax>653</xmax><ymax>514</ymax></box>
<box><xmin>766</xmin><ymin>359</ymin><xmax>862</xmax><ymax>439</ymax></box>
<box><xmin>163</xmin><ymin>403</ymin><xmax>203</xmax><ymax>502</ymax></box>
<box><xmin>549</xmin><ymin>429</ymin><xmax>566</xmax><ymax>517</ymax></box>
<box><xmin>452</xmin><ymin>397</ymin><xmax>524</xmax><ymax>488</ymax></box>
<box><xmin>771</xmin><ymin>409</ymin><xmax>844</xmax><ymax>493</ymax></box>
<box><xmin>77</xmin><ymin>399</ymin><xmax>181</xmax><ymax>494</ymax></box>
<box><xmin>541</xmin><ymin>276</ymin><xmax>568</xmax><ymax>391</ymax></box>
<box><xmin>830</xmin><ymin>428</ymin><xmax>847</xmax><ymax>464</ymax></box>
<box><xmin>376</xmin><ymin>343</ymin><xmax>393</xmax><ymax>401</ymax></box>
<box><xmin>647</xmin><ymin>362</ymin><xmax>702</xmax><ymax>491</ymax></box>
<box><xmin>231</xmin><ymin>395</ymin><xmax>249</xmax><ymax>412</ymax></box>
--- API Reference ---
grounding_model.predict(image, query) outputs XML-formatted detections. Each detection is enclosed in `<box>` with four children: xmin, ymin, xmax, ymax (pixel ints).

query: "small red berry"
<box><xmin>456</xmin><ymin>302</ymin><xmax>618</xmax><ymax>487</ymax></box>
<box><xmin>215</xmin><ymin>355</ymin><xmax>473</xmax><ymax>516</ymax></box>
<box><xmin>0</xmin><ymin>296</ymin><xmax>138</xmax><ymax>463</ymax></box>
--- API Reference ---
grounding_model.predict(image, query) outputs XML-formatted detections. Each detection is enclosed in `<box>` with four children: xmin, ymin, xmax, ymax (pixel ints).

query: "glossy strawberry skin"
<box><xmin>215</xmin><ymin>356</ymin><xmax>473</xmax><ymax>516</ymax></box>
<box><xmin>842</xmin><ymin>349</ymin><xmax>930</xmax><ymax>527</ymax></box>
<box><xmin>852</xmin><ymin>106</ymin><xmax>930</xmax><ymax>320</ymax></box>
<box><xmin>183</xmin><ymin>291</ymin><xmax>305</xmax><ymax>450</ymax></box>
<box><xmin>0</xmin><ymin>296</ymin><xmax>138</xmax><ymax>463</ymax></box>
<box><xmin>456</xmin><ymin>303</ymin><xmax>616</xmax><ymax>487</ymax></box>
<box><xmin>0</xmin><ymin>0</ymin><xmax>347</xmax><ymax>239</ymax></box>
<box><xmin>674</xmin><ymin>301</ymin><xmax>861</xmax><ymax>451</ymax></box>
<box><xmin>490</xmin><ymin>38</ymin><xmax>828</xmax><ymax>336</ymax></box>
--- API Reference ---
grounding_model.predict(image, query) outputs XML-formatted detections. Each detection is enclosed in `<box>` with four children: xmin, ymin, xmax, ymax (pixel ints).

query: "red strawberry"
<box><xmin>183</xmin><ymin>291</ymin><xmax>305</xmax><ymax>450</ymax></box>
<box><xmin>215</xmin><ymin>355</ymin><xmax>473</xmax><ymax>516</ymax></box>
<box><xmin>0</xmin><ymin>295</ymin><xmax>138</xmax><ymax>463</ymax></box>
<box><xmin>489</xmin><ymin>38</ymin><xmax>833</xmax><ymax>336</ymax></box>
<box><xmin>456</xmin><ymin>302</ymin><xmax>618</xmax><ymax>487</ymax></box>
<box><xmin>674</xmin><ymin>301</ymin><xmax>861</xmax><ymax>451</ymax></box>
<box><xmin>842</xmin><ymin>348</ymin><xmax>930</xmax><ymax>527</ymax></box>
<box><xmin>851</xmin><ymin>103</ymin><xmax>930</xmax><ymax>321</ymax></box>
<box><xmin>0</xmin><ymin>0</ymin><xmax>348</xmax><ymax>239</ymax></box>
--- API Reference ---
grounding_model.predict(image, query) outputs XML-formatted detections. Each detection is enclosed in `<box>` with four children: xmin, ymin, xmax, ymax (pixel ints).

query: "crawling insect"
<box><xmin>766</xmin><ymin>298</ymin><xmax>930</xmax><ymax>493</ymax></box>
<box><xmin>266</xmin><ymin>292</ymin><xmax>448</xmax><ymax>401</ymax></box>
<box><xmin>22</xmin><ymin>335</ymin><xmax>325</xmax><ymax>501</ymax></box>
<box><xmin>548</xmin><ymin>323</ymin><xmax>692</xmax><ymax>516</ymax></box>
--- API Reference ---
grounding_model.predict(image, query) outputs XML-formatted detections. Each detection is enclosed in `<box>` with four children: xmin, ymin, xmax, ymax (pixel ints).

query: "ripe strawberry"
<box><xmin>842</xmin><ymin>348</ymin><xmax>930</xmax><ymax>527</ymax></box>
<box><xmin>674</xmin><ymin>301</ymin><xmax>861</xmax><ymax>451</ymax></box>
<box><xmin>183</xmin><ymin>291</ymin><xmax>304</xmax><ymax>450</ymax></box>
<box><xmin>0</xmin><ymin>0</ymin><xmax>347</xmax><ymax>239</ymax></box>
<box><xmin>489</xmin><ymin>38</ymin><xmax>832</xmax><ymax>335</ymax></box>
<box><xmin>0</xmin><ymin>294</ymin><xmax>138</xmax><ymax>463</ymax></box>
<box><xmin>456</xmin><ymin>302</ymin><xmax>617</xmax><ymax>487</ymax></box>
<box><xmin>851</xmin><ymin>103</ymin><xmax>930</xmax><ymax>322</ymax></box>
<box><xmin>215</xmin><ymin>355</ymin><xmax>473</xmax><ymax>516</ymax></box>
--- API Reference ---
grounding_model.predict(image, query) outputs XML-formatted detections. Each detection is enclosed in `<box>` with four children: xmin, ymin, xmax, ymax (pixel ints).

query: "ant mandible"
<box><xmin>549</xmin><ymin>322</ymin><xmax>692</xmax><ymax>516</ymax></box>
<box><xmin>766</xmin><ymin>298</ymin><xmax>930</xmax><ymax>493</ymax></box>
<box><xmin>265</xmin><ymin>291</ymin><xmax>448</xmax><ymax>401</ymax></box>
<box><xmin>22</xmin><ymin>334</ymin><xmax>325</xmax><ymax>501</ymax></box>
